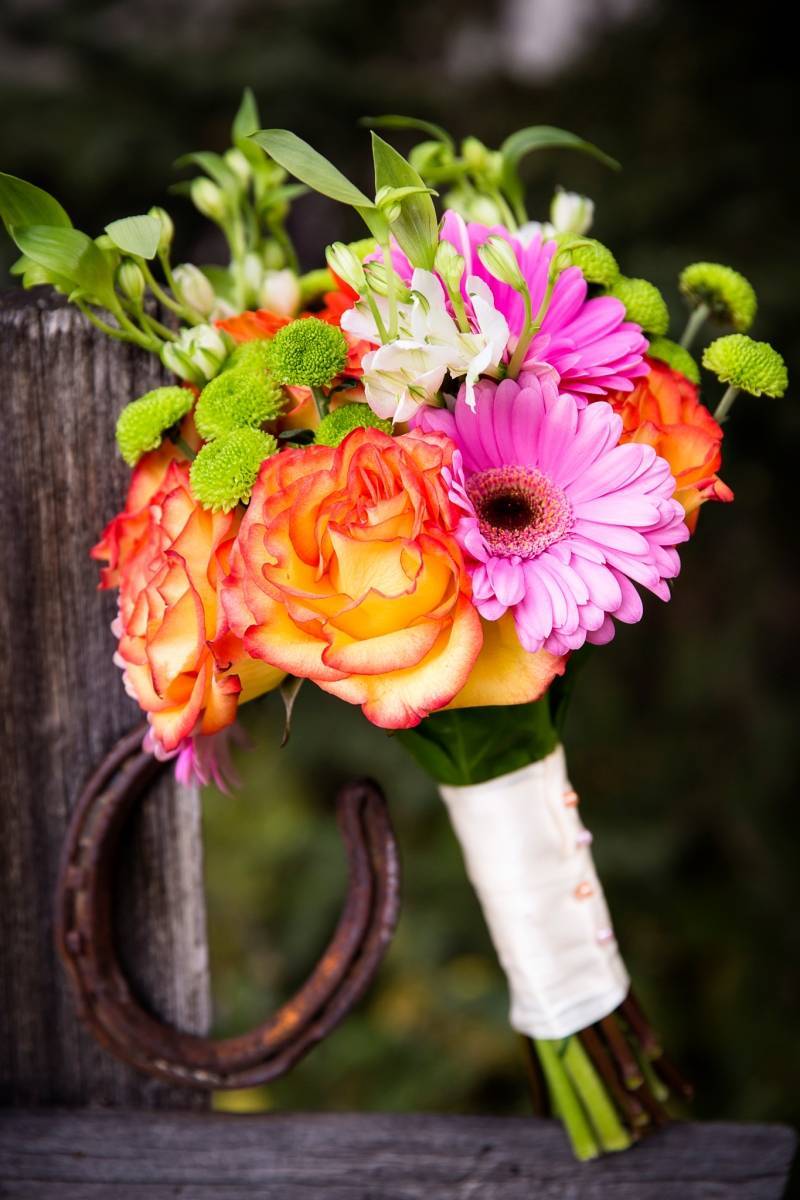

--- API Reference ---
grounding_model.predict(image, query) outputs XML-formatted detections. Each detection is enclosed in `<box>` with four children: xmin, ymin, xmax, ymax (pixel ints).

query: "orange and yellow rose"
<box><xmin>611</xmin><ymin>358</ymin><xmax>733</xmax><ymax>532</ymax></box>
<box><xmin>221</xmin><ymin>426</ymin><xmax>563</xmax><ymax>728</ymax></box>
<box><xmin>92</xmin><ymin>446</ymin><xmax>281</xmax><ymax>752</ymax></box>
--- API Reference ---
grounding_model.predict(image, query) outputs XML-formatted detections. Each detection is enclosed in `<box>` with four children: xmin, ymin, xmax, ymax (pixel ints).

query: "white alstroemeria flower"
<box><xmin>361</xmin><ymin>341</ymin><xmax>452</xmax><ymax>423</ymax></box>
<box><xmin>409</xmin><ymin>270</ymin><xmax>509</xmax><ymax>410</ymax></box>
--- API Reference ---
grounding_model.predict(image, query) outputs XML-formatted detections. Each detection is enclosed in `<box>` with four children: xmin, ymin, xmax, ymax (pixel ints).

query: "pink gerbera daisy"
<box><xmin>381</xmin><ymin>210</ymin><xmax>649</xmax><ymax>402</ymax></box>
<box><xmin>415</xmin><ymin>375</ymin><xmax>689</xmax><ymax>655</ymax></box>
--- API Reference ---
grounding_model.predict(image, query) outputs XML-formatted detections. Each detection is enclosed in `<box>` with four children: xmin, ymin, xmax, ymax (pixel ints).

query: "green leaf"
<box><xmin>232</xmin><ymin>87</ymin><xmax>260</xmax><ymax>144</ymax></box>
<box><xmin>104</xmin><ymin>215</ymin><xmax>161</xmax><ymax>260</ymax></box>
<box><xmin>361</xmin><ymin>114</ymin><xmax>454</xmax><ymax>150</ymax></box>
<box><xmin>396</xmin><ymin>698</ymin><xmax>558</xmax><ymax>786</ymax></box>
<box><xmin>500</xmin><ymin>125</ymin><xmax>620</xmax><ymax>172</ymax></box>
<box><xmin>250</xmin><ymin>129</ymin><xmax>374</xmax><ymax>208</ymax></box>
<box><xmin>175</xmin><ymin>151</ymin><xmax>240</xmax><ymax>194</ymax></box>
<box><xmin>371</xmin><ymin>133</ymin><xmax>438</xmax><ymax>270</ymax></box>
<box><xmin>500</xmin><ymin>126</ymin><xmax>620</xmax><ymax>218</ymax></box>
<box><xmin>13</xmin><ymin>225</ymin><xmax>117</xmax><ymax>309</ymax></box>
<box><xmin>0</xmin><ymin>172</ymin><xmax>72</xmax><ymax>236</ymax></box>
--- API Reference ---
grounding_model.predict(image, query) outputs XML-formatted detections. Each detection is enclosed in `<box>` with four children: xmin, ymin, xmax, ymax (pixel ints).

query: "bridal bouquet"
<box><xmin>1</xmin><ymin>93</ymin><xmax>787</xmax><ymax>1159</ymax></box>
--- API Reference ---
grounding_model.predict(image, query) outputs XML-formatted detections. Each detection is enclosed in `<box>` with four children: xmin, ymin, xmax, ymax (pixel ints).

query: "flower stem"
<box><xmin>311</xmin><ymin>385</ymin><xmax>329</xmax><ymax>420</ymax></box>
<box><xmin>680</xmin><ymin>302</ymin><xmax>710</xmax><ymax>349</ymax></box>
<box><xmin>713</xmin><ymin>384</ymin><xmax>740</xmax><ymax>423</ymax></box>
<box><xmin>380</xmin><ymin>239</ymin><xmax>399</xmax><ymax>340</ymax></box>
<box><xmin>141</xmin><ymin>260</ymin><xmax>204</xmax><ymax>326</ymax></box>
<box><xmin>535</xmin><ymin>1039</ymin><xmax>600</xmax><ymax>1161</ymax></box>
<box><xmin>506</xmin><ymin>285</ymin><xmax>534</xmax><ymax>379</ymax></box>
<box><xmin>561</xmin><ymin>1036</ymin><xmax>631</xmax><ymax>1153</ymax></box>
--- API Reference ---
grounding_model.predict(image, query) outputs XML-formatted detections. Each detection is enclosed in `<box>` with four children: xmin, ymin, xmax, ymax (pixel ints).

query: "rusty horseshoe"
<box><xmin>55</xmin><ymin>724</ymin><xmax>401</xmax><ymax>1089</ymax></box>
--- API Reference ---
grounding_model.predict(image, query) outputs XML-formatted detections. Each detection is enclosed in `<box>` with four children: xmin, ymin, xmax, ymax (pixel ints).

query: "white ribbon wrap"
<box><xmin>439</xmin><ymin>744</ymin><xmax>629</xmax><ymax>1040</ymax></box>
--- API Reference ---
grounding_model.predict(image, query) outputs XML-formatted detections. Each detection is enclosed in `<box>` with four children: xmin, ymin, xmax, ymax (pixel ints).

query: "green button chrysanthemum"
<box><xmin>115</xmin><ymin>386</ymin><xmax>194</xmax><ymax>466</ymax></box>
<box><xmin>194</xmin><ymin>366</ymin><xmax>285</xmax><ymax>441</ymax></box>
<box><xmin>647</xmin><ymin>337</ymin><xmax>701</xmax><ymax>385</ymax></box>
<box><xmin>559</xmin><ymin>237</ymin><xmax>619</xmax><ymax>289</ymax></box>
<box><xmin>315</xmin><ymin>403</ymin><xmax>393</xmax><ymax>447</ymax></box>
<box><xmin>190</xmin><ymin>427</ymin><xmax>278</xmax><ymax>512</ymax></box>
<box><xmin>679</xmin><ymin>262</ymin><xmax>757</xmax><ymax>332</ymax></box>
<box><xmin>267</xmin><ymin>317</ymin><xmax>348</xmax><ymax>388</ymax></box>
<box><xmin>223</xmin><ymin>338</ymin><xmax>274</xmax><ymax>374</ymax></box>
<box><xmin>702</xmin><ymin>334</ymin><xmax>788</xmax><ymax>397</ymax></box>
<box><xmin>608</xmin><ymin>276</ymin><xmax>670</xmax><ymax>336</ymax></box>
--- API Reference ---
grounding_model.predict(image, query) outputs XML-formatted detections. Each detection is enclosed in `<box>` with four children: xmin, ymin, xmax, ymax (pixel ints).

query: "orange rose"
<box><xmin>611</xmin><ymin>358</ymin><xmax>733</xmax><ymax>532</ymax></box>
<box><xmin>92</xmin><ymin>450</ymin><xmax>282</xmax><ymax>752</ymax></box>
<box><xmin>222</xmin><ymin>427</ymin><xmax>484</xmax><ymax>729</ymax></box>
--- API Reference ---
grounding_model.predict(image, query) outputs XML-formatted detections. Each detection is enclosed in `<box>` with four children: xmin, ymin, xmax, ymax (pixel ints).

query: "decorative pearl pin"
<box><xmin>563</xmin><ymin>789</ymin><xmax>580</xmax><ymax>807</ymax></box>
<box><xmin>574</xmin><ymin>881</ymin><xmax>594</xmax><ymax>900</ymax></box>
<box><xmin>596</xmin><ymin>927</ymin><xmax>616</xmax><ymax>944</ymax></box>
<box><xmin>575</xmin><ymin>829</ymin><xmax>593</xmax><ymax>847</ymax></box>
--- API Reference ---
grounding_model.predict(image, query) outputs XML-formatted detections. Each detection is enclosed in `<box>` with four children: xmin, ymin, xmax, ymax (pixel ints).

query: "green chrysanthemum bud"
<box><xmin>558</xmin><ymin>236</ymin><xmax>619</xmax><ymax>288</ymax></box>
<box><xmin>223</xmin><ymin>338</ymin><xmax>274</xmax><ymax>374</ymax></box>
<box><xmin>702</xmin><ymin>334</ymin><xmax>788</xmax><ymax>398</ymax></box>
<box><xmin>195</xmin><ymin>367</ymin><xmax>285</xmax><ymax>441</ymax></box>
<box><xmin>267</xmin><ymin>317</ymin><xmax>348</xmax><ymax>387</ymax></box>
<box><xmin>608</xmin><ymin>276</ymin><xmax>670</xmax><ymax>335</ymax></box>
<box><xmin>647</xmin><ymin>337</ymin><xmax>701</xmax><ymax>385</ymax></box>
<box><xmin>115</xmin><ymin>386</ymin><xmax>194</xmax><ymax>467</ymax></box>
<box><xmin>679</xmin><ymin>262</ymin><xmax>757</xmax><ymax>332</ymax></box>
<box><xmin>190</xmin><ymin>427</ymin><xmax>278</xmax><ymax>512</ymax></box>
<box><xmin>315</xmin><ymin>404</ymin><xmax>393</xmax><ymax>447</ymax></box>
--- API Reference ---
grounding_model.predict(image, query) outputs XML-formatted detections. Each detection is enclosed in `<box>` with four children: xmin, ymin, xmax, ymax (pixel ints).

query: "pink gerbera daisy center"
<box><xmin>466</xmin><ymin>465</ymin><xmax>572</xmax><ymax>558</ymax></box>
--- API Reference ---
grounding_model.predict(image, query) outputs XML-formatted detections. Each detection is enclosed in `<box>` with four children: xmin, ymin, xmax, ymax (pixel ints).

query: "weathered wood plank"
<box><xmin>0</xmin><ymin>290</ymin><xmax>210</xmax><ymax>1108</ymax></box>
<box><xmin>0</xmin><ymin>1111</ymin><xmax>795</xmax><ymax>1199</ymax></box>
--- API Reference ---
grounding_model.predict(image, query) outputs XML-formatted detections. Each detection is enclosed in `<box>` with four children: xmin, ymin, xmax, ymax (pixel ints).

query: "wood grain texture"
<box><xmin>0</xmin><ymin>290</ymin><xmax>210</xmax><ymax>1109</ymax></box>
<box><xmin>0</xmin><ymin>1111</ymin><xmax>795</xmax><ymax>1199</ymax></box>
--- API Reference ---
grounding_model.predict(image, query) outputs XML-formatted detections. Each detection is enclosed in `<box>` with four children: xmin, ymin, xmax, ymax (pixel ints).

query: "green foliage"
<box><xmin>115</xmin><ymin>386</ymin><xmax>194</xmax><ymax>466</ymax></box>
<box><xmin>195</xmin><ymin>366</ymin><xmax>285</xmax><ymax>440</ymax></box>
<box><xmin>267</xmin><ymin>317</ymin><xmax>347</xmax><ymax>387</ymax></box>
<box><xmin>104</xmin><ymin>214</ymin><xmax>162</xmax><ymax>260</ymax></box>
<box><xmin>679</xmin><ymin>262</ymin><xmax>757</xmax><ymax>332</ymax></box>
<box><xmin>607</xmin><ymin>275</ymin><xmax>670</xmax><ymax>335</ymax></box>
<box><xmin>396</xmin><ymin>698</ymin><xmax>559</xmax><ymax>786</ymax></box>
<box><xmin>500</xmin><ymin>126</ymin><xmax>619</xmax><ymax>223</ymax></box>
<box><xmin>12</xmin><ymin>224</ymin><xmax>117</xmax><ymax>309</ymax></box>
<box><xmin>252</xmin><ymin>129</ymin><xmax>373</xmax><ymax>208</ymax></box>
<box><xmin>0</xmin><ymin>172</ymin><xmax>72</xmax><ymax>234</ymax></box>
<box><xmin>315</xmin><ymin>403</ymin><xmax>392</xmax><ymax>447</ymax></box>
<box><xmin>647</xmin><ymin>337</ymin><xmax>701</xmax><ymax>384</ymax></box>
<box><xmin>190</xmin><ymin>426</ymin><xmax>278</xmax><ymax>511</ymax></box>
<box><xmin>703</xmin><ymin>334</ymin><xmax>788</xmax><ymax>397</ymax></box>
<box><xmin>371</xmin><ymin>133</ymin><xmax>438</xmax><ymax>269</ymax></box>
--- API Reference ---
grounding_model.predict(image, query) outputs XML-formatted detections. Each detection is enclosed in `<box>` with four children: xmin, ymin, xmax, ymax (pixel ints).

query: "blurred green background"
<box><xmin>2</xmin><ymin>0</ymin><xmax>798</xmax><ymax>1134</ymax></box>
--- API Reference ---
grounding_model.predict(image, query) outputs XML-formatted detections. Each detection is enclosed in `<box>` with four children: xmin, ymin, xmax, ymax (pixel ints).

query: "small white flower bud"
<box><xmin>172</xmin><ymin>264</ymin><xmax>216</xmax><ymax>316</ymax></box>
<box><xmin>258</xmin><ymin>268</ymin><xmax>301</xmax><ymax>318</ymax></box>
<box><xmin>242</xmin><ymin>251</ymin><xmax>265</xmax><ymax>302</ymax></box>
<box><xmin>191</xmin><ymin>178</ymin><xmax>227</xmax><ymax>222</ymax></box>
<box><xmin>116</xmin><ymin>259</ymin><xmax>146</xmax><ymax>304</ymax></box>
<box><xmin>326</xmin><ymin>242</ymin><xmax>366</xmax><ymax>293</ymax></box>
<box><xmin>550</xmin><ymin>189</ymin><xmax>594</xmax><ymax>237</ymax></box>
<box><xmin>163</xmin><ymin>323</ymin><xmax>229</xmax><ymax>383</ymax></box>
<box><xmin>148</xmin><ymin>206</ymin><xmax>174</xmax><ymax>253</ymax></box>
<box><xmin>477</xmin><ymin>236</ymin><xmax>526</xmax><ymax>290</ymax></box>
<box><xmin>224</xmin><ymin>147</ymin><xmax>251</xmax><ymax>188</ymax></box>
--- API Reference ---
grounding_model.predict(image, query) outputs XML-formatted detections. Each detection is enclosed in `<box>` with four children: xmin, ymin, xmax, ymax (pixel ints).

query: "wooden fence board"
<box><xmin>0</xmin><ymin>1111</ymin><xmax>795</xmax><ymax>1199</ymax></box>
<box><xmin>0</xmin><ymin>290</ymin><xmax>210</xmax><ymax>1109</ymax></box>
